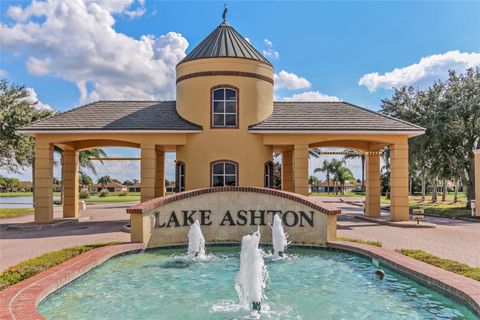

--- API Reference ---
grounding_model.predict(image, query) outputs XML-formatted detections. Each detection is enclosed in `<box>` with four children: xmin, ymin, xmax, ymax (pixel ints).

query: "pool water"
<box><xmin>39</xmin><ymin>247</ymin><xmax>477</xmax><ymax>320</ymax></box>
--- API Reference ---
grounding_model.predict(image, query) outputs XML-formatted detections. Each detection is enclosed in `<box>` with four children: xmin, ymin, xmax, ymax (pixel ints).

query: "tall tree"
<box><xmin>342</xmin><ymin>150</ymin><xmax>365</xmax><ymax>192</ymax></box>
<box><xmin>314</xmin><ymin>160</ymin><xmax>332</xmax><ymax>194</ymax></box>
<box><xmin>0</xmin><ymin>80</ymin><xmax>53</xmax><ymax>172</ymax></box>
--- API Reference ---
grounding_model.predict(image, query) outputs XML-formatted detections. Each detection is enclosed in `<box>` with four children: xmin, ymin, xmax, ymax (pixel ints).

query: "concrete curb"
<box><xmin>353</xmin><ymin>214</ymin><xmax>436</xmax><ymax>228</ymax></box>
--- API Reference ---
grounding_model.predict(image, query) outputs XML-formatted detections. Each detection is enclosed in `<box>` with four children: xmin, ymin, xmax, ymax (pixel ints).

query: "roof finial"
<box><xmin>222</xmin><ymin>4</ymin><xmax>227</xmax><ymax>23</ymax></box>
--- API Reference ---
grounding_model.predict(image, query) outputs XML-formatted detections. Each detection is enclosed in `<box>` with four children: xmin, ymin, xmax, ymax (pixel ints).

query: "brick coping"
<box><xmin>1</xmin><ymin>241</ymin><xmax>478</xmax><ymax>319</ymax></box>
<box><xmin>328</xmin><ymin>241</ymin><xmax>480</xmax><ymax>316</ymax></box>
<box><xmin>0</xmin><ymin>243</ymin><xmax>144</xmax><ymax>320</ymax></box>
<box><xmin>127</xmin><ymin>187</ymin><xmax>341</xmax><ymax>216</ymax></box>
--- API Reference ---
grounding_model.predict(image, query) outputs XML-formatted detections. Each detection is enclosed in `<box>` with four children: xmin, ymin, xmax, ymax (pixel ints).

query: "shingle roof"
<box><xmin>249</xmin><ymin>102</ymin><xmax>424</xmax><ymax>132</ymax></box>
<box><xmin>179</xmin><ymin>22</ymin><xmax>271</xmax><ymax>66</ymax></box>
<box><xmin>20</xmin><ymin>101</ymin><xmax>202</xmax><ymax>131</ymax></box>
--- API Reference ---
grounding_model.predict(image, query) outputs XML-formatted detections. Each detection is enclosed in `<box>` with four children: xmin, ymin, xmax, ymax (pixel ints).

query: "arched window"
<box><xmin>264</xmin><ymin>161</ymin><xmax>274</xmax><ymax>188</ymax></box>
<box><xmin>175</xmin><ymin>161</ymin><xmax>185</xmax><ymax>192</ymax></box>
<box><xmin>212</xmin><ymin>87</ymin><xmax>238</xmax><ymax>127</ymax></box>
<box><xmin>211</xmin><ymin>161</ymin><xmax>238</xmax><ymax>187</ymax></box>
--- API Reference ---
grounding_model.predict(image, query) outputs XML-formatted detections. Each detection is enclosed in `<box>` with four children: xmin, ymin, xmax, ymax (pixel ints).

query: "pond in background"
<box><xmin>0</xmin><ymin>196</ymin><xmax>60</xmax><ymax>208</ymax></box>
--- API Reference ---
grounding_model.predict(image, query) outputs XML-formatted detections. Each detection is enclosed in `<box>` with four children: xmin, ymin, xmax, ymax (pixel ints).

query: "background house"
<box><xmin>90</xmin><ymin>182</ymin><xmax>127</xmax><ymax>193</ymax></box>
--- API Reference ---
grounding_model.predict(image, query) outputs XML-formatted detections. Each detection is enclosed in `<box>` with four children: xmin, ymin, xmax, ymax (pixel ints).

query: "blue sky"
<box><xmin>1</xmin><ymin>0</ymin><xmax>479</xmax><ymax>182</ymax></box>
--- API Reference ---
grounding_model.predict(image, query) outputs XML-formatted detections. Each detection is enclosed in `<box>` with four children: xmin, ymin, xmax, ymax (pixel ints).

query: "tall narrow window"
<box><xmin>211</xmin><ymin>161</ymin><xmax>238</xmax><ymax>187</ymax></box>
<box><xmin>212</xmin><ymin>87</ymin><xmax>238</xmax><ymax>127</ymax></box>
<box><xmin>175</xmin><ymin>161</ymin><xmax>185</xmax><ymax>192</ymax></box>
<box><xmin>264</xmin><ymin>161</ymin><xmax>274</xmax><ymax>188</ymax></box>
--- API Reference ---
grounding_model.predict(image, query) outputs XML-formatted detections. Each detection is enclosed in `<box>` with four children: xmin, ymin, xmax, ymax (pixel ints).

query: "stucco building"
<box><xmin>20</xmin><ymin>20</ymin><xmax>424</xmax><ymax>223</ymax></box>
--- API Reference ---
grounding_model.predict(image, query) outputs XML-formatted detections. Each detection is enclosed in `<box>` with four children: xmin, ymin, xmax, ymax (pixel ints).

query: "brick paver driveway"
<box><xmin>0</xmin><ymin>203</ymin><xmax>131</xmax><ymax>271</ymax></box>
<box><xmin>334</xmin><ymin>201</ymin><xmax>480</xmax><ymax>266</ymax></box>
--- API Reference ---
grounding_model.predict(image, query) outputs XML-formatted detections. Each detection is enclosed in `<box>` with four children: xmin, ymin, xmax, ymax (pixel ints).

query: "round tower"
<box><xmin>175</xmin><ymin>21</ymin><xmax>275</xmax><ymax>190</ymax></box>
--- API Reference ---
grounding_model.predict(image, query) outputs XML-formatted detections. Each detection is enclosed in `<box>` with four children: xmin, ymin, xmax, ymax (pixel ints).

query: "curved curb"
<box><xmin>0</xmin><ymin>243</ymin><xmax>144</xmax><ymax>320</ymax></box>
<box><xmin>328</xmin><ymin>241</ymin><xmax>480</xmax><ymax>316</ymax></box>
<box><xmin>127</xmin><ymin>187</ymin><xmax>341</xmax><ymax>216</ymax></box>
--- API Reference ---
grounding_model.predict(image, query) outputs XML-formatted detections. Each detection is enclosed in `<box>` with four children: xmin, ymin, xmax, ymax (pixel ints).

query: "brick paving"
<box><xmin>332</xmin><ymin>200</ymin><xmax>480</xmax><ymax>266</ymax></box>
<box><xmin>0</xmin><ymin>203</ymin><xmax>132</xmax><ymax>271</ymax></box>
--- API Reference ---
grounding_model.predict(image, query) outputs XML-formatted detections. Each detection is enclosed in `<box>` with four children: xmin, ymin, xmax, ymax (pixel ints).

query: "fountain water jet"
<box><xmin>235</xmin><ymin>229</ymin><xmax>266</xmax><ymax>311</ymax></box>
<box><xmin>271</xmin><ymin>214</ymin><xmax>288</xmax><ymax>257</ymax></box>
<box><xmin>187</xmin><ymin>220</ymin><xmax>206</xmax><ymax>259</ymax></box>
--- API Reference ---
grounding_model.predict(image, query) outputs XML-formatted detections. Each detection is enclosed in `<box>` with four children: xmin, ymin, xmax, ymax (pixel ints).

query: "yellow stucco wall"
<box><xmin>175</xmin><ymin>58</ymin><xmax>274</xmax><ymax>189</ymax></box>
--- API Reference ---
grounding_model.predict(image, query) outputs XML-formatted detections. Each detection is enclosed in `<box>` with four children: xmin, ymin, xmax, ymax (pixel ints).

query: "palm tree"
<box><xmin>343</xmin><ymin>149</ymin><xmax>365</xmax><ymax>192</ymax></box>
<box><xmin>330</xmin><ymin>159</ymin><xmax>346</xmax><ymax>195</ymax></box>
<box><xmin>53</xmin><ymin>147</ymin><xmax>107</xmax><ymax>203</ymax></box>
<box><xmin>97</xmin><ymin>175</ymin><xmax>113</xmax><ymax>190</ymax></box>
<box><xmin>79</xmin><ymin>172</ymin><xmax>93</xmax><ymax>190</ymax></box>
<box><xmin>309</xmin><ymin>148</ymin><xmax>321</xmax><ymax>158</ymax></box>
<box><xmin>314</xmin><ymin>160</ymin><xmax>332</xmax><ymax>194</ymax></box>
<box><xmin>337</xmin><ymin>167</ymin><xmax>356</xmax><ymax>195</ymax></box>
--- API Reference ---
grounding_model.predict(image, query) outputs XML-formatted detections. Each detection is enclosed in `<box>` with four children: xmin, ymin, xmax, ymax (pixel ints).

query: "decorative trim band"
<box><xmin>176</xmin><ymin>71</ymin><xmax>274</xmax><ymax>85</ymax></box>
<box><xmin>126</xmin><ymin>186</ymin><xmax>341</xmax><ymax>216</ymax></box>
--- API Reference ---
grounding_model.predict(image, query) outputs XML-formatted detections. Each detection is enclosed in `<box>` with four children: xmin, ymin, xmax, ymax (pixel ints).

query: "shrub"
<box><xmin>79</xmin><ymin>190</ymin><xmax>90</xmax><ymax>199</ymax></box>
<box><xmin>99</xmin><ymin>189</ymin><xmax>109</xmax><ymax>197</ymax></box>
<box><xmin>0</xmin><ymin>243</ymin><xmax>118</xmax><ymax>290</ymax></box>
<box><xmin>118</xmin><ymin>191</ymin><xmax>128</xmax><ymax>197</ymax></box>
<box><xmin>399</xmin><ymin>249</ymin><xmax>480</xmax><ymax>281</ymax></box>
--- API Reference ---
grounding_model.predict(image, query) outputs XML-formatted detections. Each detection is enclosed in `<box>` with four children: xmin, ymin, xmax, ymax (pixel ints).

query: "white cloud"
<box><xmin>24</xmin><ymin>88</ymin><xmax>53</xmax><ymax>111</ymax></box>
<box><xmin>263</xmin><ymin>49</ymin><xmax>279</xmax><ymax>60</ymax></box>
<box><xmin>281</xmin><ymin>91</ymin><xmax>340</xmax><ymax>102</ymax></box>
<box><xmin>359</xmin><ymin>50</ymin><xmax>480</xmax><ymax>92</ymax></box>
<box><xmin>0</xmin><ymin>69</ymin><xmax>7</xmax><ymax>77</ymax></box>
<box><xmin>244</xmin><ymin>37</ymin><xmax>251</xmax><ymax>43</ymax></box>
<box><xmin>262</xmin><ymin>38</ymin><xmax>279</xmax><ymax>60</ymax></box>
<box><xmin>1</xmin><ymin>0</ymin><xmax>187</xmax><ymax>104</ymax></box>
<box><xmin>274</xmin><ymin>70</ymin><xmax>311</xmax><ymax>90</ymax></box>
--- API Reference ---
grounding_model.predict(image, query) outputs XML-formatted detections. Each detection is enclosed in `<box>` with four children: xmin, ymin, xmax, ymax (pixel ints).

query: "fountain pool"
<box><xmin>38</xmin><ymin>246</ymin><xmax>477</xmax><ymax>320</ymax></box>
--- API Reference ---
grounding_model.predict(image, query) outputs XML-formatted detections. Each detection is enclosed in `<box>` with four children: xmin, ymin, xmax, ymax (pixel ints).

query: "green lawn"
<box><xmin>83</xmin><ymin>195</ymin><xmax>140</xmax><ymax>203</ymax></box>
<box><xmin>400</xmin><ymin>249</ymin><xmax>480</xmax><ymax>281</ymax></box>
<box><xmin>337</xmin><ymin>237</ymin><xmax>382</xmax><ymax>247</ymax></box>
<box><xmin>0</xmin><ymin>243</ymin><xmax>118</xmax><ymax>291</ymax></box>
<box><xmin>0</xmin><ymin>208</ymin><xmax>34</xmax><ymax>218</ymax></box>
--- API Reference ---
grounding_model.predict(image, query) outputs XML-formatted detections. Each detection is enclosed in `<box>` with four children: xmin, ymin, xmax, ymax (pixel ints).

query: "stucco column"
<box><xmin>34</xmin><ymin>142</ymin><xmax>54</xmax><ymax>223</ymax></box>
<box><xmin>293</xmin><ymin>144</ymin><xmax>309</xmax><ymax>195</ymax></box>
<box><xmin>62</xmin><ymin>150</ymin><xmax>79</xmax><ymax>218</ymax></box>
<box><xmin>140</xmin><ymin>144</ymin><xmax>156</xmax><ymax>202</ymax></box>
<box><xmin>155</xmin><ymin>149</ymin><xmax>165</xmax><ymax>197</ymax></box>
<box><xmin>281</xmin><ymin>150</ymin><xmax>293</xmax><ymax>192</ymax></box>
<box><xmin>474</xmin><ymin>149</ymin><xmax>480</xmax><ymax>206</ymax></box>
<box><xmin>365</xmin><ymin>153</ymin><xmax>381</xmax><ymax>217</ymax></box>
<box><xmin>390</xmin><ymin>143</ymin><xmax>409</xmax><ymax>221</ymax></box>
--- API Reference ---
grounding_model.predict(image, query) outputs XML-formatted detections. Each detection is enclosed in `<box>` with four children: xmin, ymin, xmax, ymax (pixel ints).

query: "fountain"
<box><xmin>187</xmin><ymin>220</ymin><xmax>206</xmax><ymax>260</ymax></box>
<box><xmin>235</xmin><ymin>229</ymin><xmax>266</xmax><ymax>311</ymax></box>
<box><xmin>271</xmin><ymin>214</ymin><xmax>288</xmax><ymax>257</ymax></box>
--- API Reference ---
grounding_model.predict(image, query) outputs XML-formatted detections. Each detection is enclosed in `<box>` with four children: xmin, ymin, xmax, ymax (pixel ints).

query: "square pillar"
<box><xmin>475</xmin><ymin>149</ymin><xmax>480</xmax><ymax>206</ymax></box>
<box><xmin>365</xmin><ymin>153</ymin><xmax>381</xmax><ymax>217</ymax></box>
<box><xmin>293</xmin><ymin>144</ymin><xmax>309</xmax><ymax>195</ymax></box>
<box><xmin>62</xmin><ymin>150</ymin><xmax>79</xmax><ymax>218</ymax></box>
<box><xmin>34</xmin><ymin>142</ymin><xmax>54</xmax><ymax>223</ymax></box>
<box><xmin>140</xmin><ymin>144</ymin><xmax>156</xmax><ymax>202</ymax></box>
<box><xmin>155</xmin><ymin>149</ymin><xmax>165</xmax><ymax>198</ymax></box>
<box><xmin>390</xmin><ymin>143</ymin><xmax>409</xmax><ymax>221</ymax></box>
<box><xmin>281</xmin><ymin>150</ymin><xmax>293</xmax><ymax>192</ymax></box>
